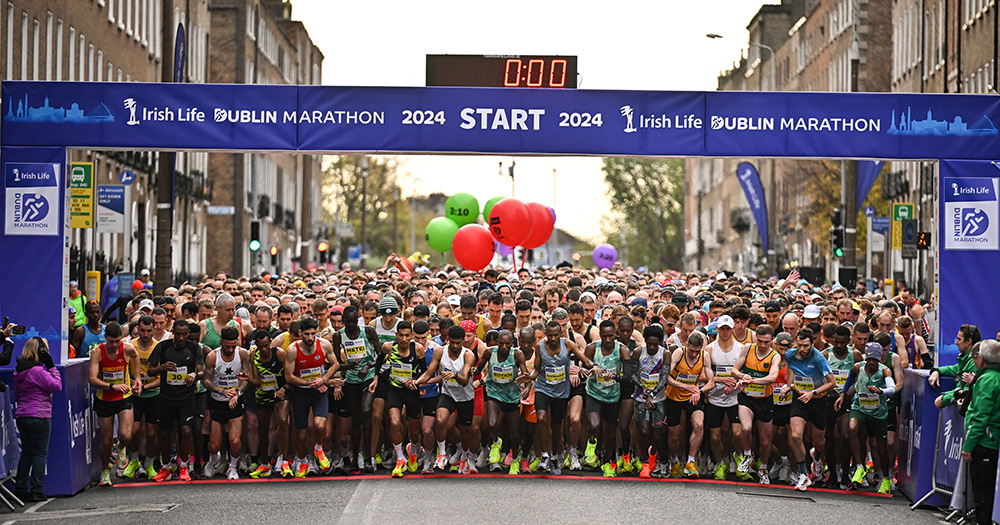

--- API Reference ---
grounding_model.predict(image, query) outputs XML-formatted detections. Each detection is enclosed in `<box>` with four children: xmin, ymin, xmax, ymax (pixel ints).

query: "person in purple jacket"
<box><xmin>13</xmin><ymin>337</ymin><xmax>62</xmax><ymax>502</ymax></box>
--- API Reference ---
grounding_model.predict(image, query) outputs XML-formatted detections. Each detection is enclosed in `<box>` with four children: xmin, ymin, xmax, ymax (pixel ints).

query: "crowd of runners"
<box><xmin>74</xmin><ymin>256</ymin><xmax>958</xmax><ymax>494</ymax></box>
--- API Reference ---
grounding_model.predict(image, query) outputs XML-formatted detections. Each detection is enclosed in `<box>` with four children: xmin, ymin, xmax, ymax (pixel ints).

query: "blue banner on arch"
<box><xmin>736</xmin><ymin>162</ymin><xmax>768</xmax><ymax>250</ymax></box>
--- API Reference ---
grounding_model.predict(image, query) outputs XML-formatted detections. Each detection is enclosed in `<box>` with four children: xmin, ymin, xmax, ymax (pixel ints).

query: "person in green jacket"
<box><xmin>962</xmin><ymin>339</ymin><xmax>1000</xmax><ymax>525</ymax></box>
<box><xmin>68</xmin><ymin>280</ymin><xmax>87</xmax><ymax>328</ymax></box>
<box><xmin>930</xmin><ymin>324</ymin><xmax>982</xmax><ymax>408</ymax></box>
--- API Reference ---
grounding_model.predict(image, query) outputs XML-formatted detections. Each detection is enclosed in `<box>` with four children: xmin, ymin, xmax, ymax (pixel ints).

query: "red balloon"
<box><xmin>521</xmin><ymin>202</ymin><xmax>555</xmax><ymax>249</ymax></box>
<box><xmin>451</xmin><ymin>224</ymin><xmax>495</xmax><ymax>271</ymax></box>
<box><xmin>488</xmin><ymin>198</ymin><xmax>533</xmax><ymax>247</ymax></box>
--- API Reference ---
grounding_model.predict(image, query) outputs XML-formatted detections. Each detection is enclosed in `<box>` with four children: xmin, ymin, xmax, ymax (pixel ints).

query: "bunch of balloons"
<box><xmin>423</xmin><ymin>192</ymin><xmax>556</xmax><ymax>271</ymax></box>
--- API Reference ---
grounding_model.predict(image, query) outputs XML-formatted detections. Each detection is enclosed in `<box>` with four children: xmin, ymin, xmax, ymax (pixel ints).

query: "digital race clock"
<box><xmin>426</xmin><ymin>55</ymin><xmax>578</xmax><ymax>88</ymax></box>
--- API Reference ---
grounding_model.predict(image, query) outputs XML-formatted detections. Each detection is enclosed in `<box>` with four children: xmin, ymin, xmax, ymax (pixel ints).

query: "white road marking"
<box><xmin>1</xmin><ymin>503</ymin><xmax>177</xmax><ymax>523</ymax></box>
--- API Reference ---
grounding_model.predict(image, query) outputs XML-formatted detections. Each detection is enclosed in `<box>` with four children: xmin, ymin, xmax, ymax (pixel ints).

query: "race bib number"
<box><xmin>166</xmin><ymin>366</ymin><xmax>188</xmax><ymax>386</ymax></box>
<box><xmin>774</xmin><ymin>387</ymin><xmax>792</xmax><ymax>405</ymax></box>
<box><xmin>391</xmin><ymin>362</ymin><xmax>413</xmax><ymax>383</ymax></box>
<box><xmin>677</xmin><ymin>372</ymin><xmax>698</xmax><ymax>386</ymax></box>
<box><xmin>744</xmin><ymin>382</ymin><xmax>767</xmax><ymax>398</ymax></box>
<box><xmin>492</xmin><ymin>365</ymin><xmax>514</xmax><ymax>384</ymax></box>
<box><xmin>300</xmin><ymin>366</ymin><xmax>322</xmax><ymax>382</ymax></box>
<box><xmin>715</xmin><ymin>365</ymin><xmax>732</xmax><ymax>378</ymax></box>
<box><xmin>344</xmin><ymin>340</ymin><xmax>367</xmax><ymax>362</ymax></box>
<box><xmin>640</xmin><ymin>371</ymin><xmax>659</xmax><ymax>390</ymax></box>
<box><xmin>103</xmin><ymin>370</ymin><xmax>125</xmax><ymax>385</ymax></box>
<box><xmin>832</xmin><ymin>369</ymin><xmax>850</xmax><ymax>393</ymax></box>
<box><xmin>858</xmin><ymin>392</ymin><xmax>880</xmax><ymax>410</ymax></box>
<box><xmin>793</xmin><ymin>375</ymin><xmax>815</xmax><ymax>392</ymax></box>
<box><xmin>545</xmin><ymin>366</ymin><xmax>566</xmax><ymax>385</ymax></box>
<box><xmin>260</xmin><ymin>373</ymin><xmax>278</xmax><ymax>391</ymax></box>
<box><xmin>140</xmin><ymin>372</ymin><xmax>155</xmax><ymax>385</ymax></box>
<box><xmin>218</xmin><ymin>377</ymin><xmax>238</xmax><ymax>390</ymax></box>
<box><xmin>595</xmin><ymin>369</ymin><xmax>616</xmax><ymax>387</ymax></box>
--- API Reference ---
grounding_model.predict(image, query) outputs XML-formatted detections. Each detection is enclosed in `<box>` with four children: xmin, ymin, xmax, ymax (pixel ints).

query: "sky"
<box><xmin>293</xmin><ymin>1</ymin><xmax>769</xmax><ymax>242</ymax></box>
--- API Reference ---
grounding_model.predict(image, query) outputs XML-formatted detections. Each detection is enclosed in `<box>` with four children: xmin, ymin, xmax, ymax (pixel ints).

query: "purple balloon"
<box><xmin>495</xmin><ymin>241</ymin><xmax>514</xmax><ymax>257</ymax></box>
<box><xmin>548</xmin><ymin>206</ymin><xmax>557</xmax><ymax>223</ymax></box>
<box><xmin>592</xmin><ymin>243</ymin><xmax>618</xmax><ymax>269</ymax></box>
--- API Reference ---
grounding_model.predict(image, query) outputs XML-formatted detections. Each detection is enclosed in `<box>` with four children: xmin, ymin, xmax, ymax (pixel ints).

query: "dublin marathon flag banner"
<box><xmin>736</xmin><ymin>162</ymin><xmax>768</xmax><ymax>250</ymax></box>
<box><xmin>2</xmin><ymin>82</ymin><xmax>1000</xmax><ymax>161</ymax></box>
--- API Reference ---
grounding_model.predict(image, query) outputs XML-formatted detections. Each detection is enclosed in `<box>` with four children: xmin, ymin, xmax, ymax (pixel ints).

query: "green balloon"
<box><xmin>445</xmin><ymin>193</ymin><xmax>480</xmax><ymax>226</ymax></box>
<box><xmin>482</xmin><ymin>196</ymin><xmax>505</xmax><ymax>222</ymax></box>
<box><xmin>425</xmin><ymin>217</ymin><xmax>460</xmax><ymax>252</ymax></box>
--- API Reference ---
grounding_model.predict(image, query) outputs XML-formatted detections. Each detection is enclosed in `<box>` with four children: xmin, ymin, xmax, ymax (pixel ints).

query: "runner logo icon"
<box><xmin>960</xmin><ymin>208</ymin><xmax>989</xmax><ymax>237</ymax></box>
<box><xmin>13</xmin><ymin>192</ymin><xmax>49</xmax><ymax>223</ymax></box>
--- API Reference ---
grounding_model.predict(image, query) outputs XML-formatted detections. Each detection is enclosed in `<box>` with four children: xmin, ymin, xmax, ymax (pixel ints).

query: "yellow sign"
<box><xmin>890</xmin><ymin>202</ymin><xmax>914</xmax><ymax>250</ymax></box>
<box><xmin>69</xmin><ymin>162</ymin><xmax>94</xmax><ymax>228</ymax></box>
<box><xmin>891</xmin><ymin>222</ymin><xmax>902</xmax><ymax>250</ymax></box>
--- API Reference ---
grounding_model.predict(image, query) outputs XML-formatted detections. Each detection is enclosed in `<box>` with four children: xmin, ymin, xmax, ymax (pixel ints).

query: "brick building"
<box><xmin>684</xmin><ymin>0</ymin><xmax>893</xmax><ymax>279</ymax></box>
<box><xmin>206</xmin><ymin>0</ymin><xmax>323</xmax><ymax>277</ymax></box>
<box><xmin>1</xmin><ymin>0</ymin><xmax>213</xmax><ymax>284</ymax></box>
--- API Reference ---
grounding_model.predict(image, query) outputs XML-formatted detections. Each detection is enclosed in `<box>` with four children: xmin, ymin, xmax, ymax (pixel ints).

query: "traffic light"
<box><xmin>830</xmin><ymin>208</ymin><xmax>843</xmax><ymax>228</ymax></box>
<box><xmin>917</xmin><ymin>231</ymin><xmax>931</xmax><ymax>250</ymax></box>
<box><xmin>317</xmin><ymin>240</ymin><xmax>329</xmax><ymax>263</ymax></box>
<box><xmin>249</xmin><ymin>220</ymin><xmax>261</xmax><ymax>252</ymax></box>
<box><xmin>831</xmin><ymin>228</ymin><xmax>845</xmax><ymax>258</ymax></box>
<box><xmin>270</xmin><ymin>245</ymin><xmax>278</xmax><ymax>265</ymax></box>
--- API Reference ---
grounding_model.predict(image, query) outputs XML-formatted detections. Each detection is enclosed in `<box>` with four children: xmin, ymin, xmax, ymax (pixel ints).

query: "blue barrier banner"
<box><xmin>3</xmin><ymin>82</ymin><xmax>1000</xmax><ymax>160</ymax></box>
<box><xmin>0</xmin><ymin>146</ymin><xmax>68</xmax><ymax>363</ymax></box>
<box><xmin>735</xmin><ymin>162</ymin><xmax>768</xmax><ymax>249</ymax></box>
<box><xmin>705</xmin><ymin>91</ymin><xmax>1000</xmax><ymax>160</ymax></box>
<box><xmin>938</xmin><ymin>160</ymin><xmax>1000</xmax><ymax>366</ymax></box>
<box><xmin>935</xmin><ymin>402</ymin><xmax>964</xmax><ymax>490</ymax></box>
<box><xmin>899</xmin><ymin>368</ymin><xmax>948</xmax><ymax>506</ymax></box>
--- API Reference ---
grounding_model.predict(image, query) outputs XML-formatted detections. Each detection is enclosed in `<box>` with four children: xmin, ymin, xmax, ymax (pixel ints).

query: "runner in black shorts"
<box><xmin>731</xmin><ymin>325</ymin><xmax>781</xmax><ymax>484</ymax></box>
<box><xmin>782</xmin><ymin>328</ymin><xmax>836</xmax><ymax>491</ymax></box>
<box><xmin>89</xmin><ymin>322</ymin><xmax>142</xmax><ymax>487</ymax></box>
<box><xmin>331</xmin><ymin>306</ymin><xmax>380</xmax><ymax>474</ymax></box>
<box><xmin>243</xmin><ymin>329</ymin><xmax>291</xmax><ymax>478</ymax></box>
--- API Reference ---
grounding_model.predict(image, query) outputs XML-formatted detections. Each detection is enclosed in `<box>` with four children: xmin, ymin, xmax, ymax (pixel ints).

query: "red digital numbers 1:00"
<box><xmin>504</xmin><ymin>58</ymin><xmax>568</xmax><ymax>88</ymax></box>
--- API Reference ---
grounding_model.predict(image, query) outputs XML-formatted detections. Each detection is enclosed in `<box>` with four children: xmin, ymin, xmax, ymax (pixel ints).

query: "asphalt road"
<box><xmin>0</xmin><ymin>476</ymin><xmax>948</xmax><ymax>525</ymax></box>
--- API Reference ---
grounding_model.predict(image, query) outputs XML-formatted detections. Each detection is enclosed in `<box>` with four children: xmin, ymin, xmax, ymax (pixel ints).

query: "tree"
<box><xmin>601</xmin><ymin>158</ymin><xmax>684</xmax><ymax>269</ymax></box>
<box><xmin>800</xmin><ymin>159</ymin><xmax>891</xmax><ymax>258</ymax></box>
<box><xmin>321</xmin><ymin>156</ymin><xmax>411</xmax><ymax>265</ymax></box>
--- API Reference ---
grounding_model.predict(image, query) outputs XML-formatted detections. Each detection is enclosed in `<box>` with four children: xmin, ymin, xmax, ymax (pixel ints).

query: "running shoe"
<box><xmin>315</xmin><ymin>448</ymin><xmax>331</xmax><ymax>470</ymax></box>
<box><xmin>238</xmin><ymin>453</ymin><xmax>251</xmax><ymax>473</ymax></box>
<box><xmin>584</xmin><ymin>439</ymin><xmax>599</xmax><ymax>467</ymax></box>
<box><xmin>620</xmin><ymin>454</ymin><xmax>634</xmax><ymax>474</ymax></box>
<box><xmin>777</xmin><ymin>459</ymin><xmax>791</xmax><ymax>483</ymax></box>
<box><xmin>550</xmin><ymin>459</ymin><xmax>562</xmax><ymax>476</ymax></box>
<box><xmin>489</xmin><ymin>439</ymin><xmax>502</xmax><ymax>465</ymax></box>
<box><xmin>523</xmin><ymin>457</ymin><xmax>534</xmax><ymax>473</ymax></box>
<box><xmin>601</xmin><ymin>461</ymin><xmax>616</xmax><ymax>477</ymax></box>
<box><xmin>115</xmin><ymin>448</ymin><xmax>128</xmax><ymax>469</ymax></box>
<box><xmin>737</xmin><ymin>454</ymin><xmax>753</xmax><ymax>477</ymax></box>
<box><xmin>448</xmin><ymin>449</ymin><xmax>463</xmax><ymax>467</ymax></box>
<box><xmin>153</xmin><ymin>468</ymin><xmax>172</xmax><ymax>482</ymax></box>
<box><xmin>422</xmin><ymin>456</ymin><xmax>436</xmax><ymax>474</ymax></box>
<box><xmin>250</xmin><ymin>464</ymin><xmax>272</xmax><ymax>479</ymax></box>
<box><xmin>227</xmin><ymin>465</ymin><xmax>239</xmax><ymax>480</ymax></box>
<box><xmin>648</xmin><ymin>450</ymin><xmax>658</xmax><ymax>472</ymax></box>
<box><xmin>794</xmin><ymin>472</ymin><xmax>811</xmax><ymax>491</ymax></box>
<box><xmin>669</xmin><ymin>461</ymin><xmax>681</xmax><ymax>478</ymax></box>
<box><xmin>537</xmin><ymin>456</ymin><xmax>550</xmax><ymax>472</ymax></box>
<box><xmin>569</xmin><ymin>452</ymin><xmax>582</xmax><ymax>471</ymax></box>
<box><xmin>178</xmin><ymin>466</ymin><xmax>191</xmax><ymax>482</ymax></box>
<box><xmin>307</xmin><ymin>457</ymin><xmax>319</xmax><ymax>475</ymax></box>
<box><xmin>759</xmin><ymin>471</ymin><xmax>770</xmax><ymax>485</ymax></box>
<box><xmin>639</xmin><ymin>463</ymin><xmax>651</xmax><ymax>479</ymax></box>
<box><xmin>296</xmin><ymin>462</ymin><xmax>309</xmax><ymax>478</ymax></box>
<box><xmin>633</xmin><ymin>456</ymin><xmax>643</xmax><ymax>473</ymax></box>
<box><xmin>468</xmin><ymin>461</ymin><xmax>479</xmax><ymax>474</ymax></box>
<box><xmin>280</xmin><ymin>460</ymin><xmax>293</xmax><ymax>478</ymax></box>
<box><xmin>508</xmin><ymin>458</ymin><xmax>521</xmax><ymax>475</ymax></box>
<box><xmin>145</xmin><ymin>464</ymin><xmax>158</xmax><ymax>479</ymax></box>
<box><xmin>357</xmin><ymin>453</ymin><xmax>366</xmax><ymax>474</ymax></box>
<box><xmin>332</xmin><ymin>457</ymin><xmax>346</xmax><ymax>475</ymax></box>
<box><xmin>851</xmin><ymin>465</ymin><xmax>867</xmax><ymax>485</ymax></box>
<box><xmin>458</xmin><ymin>460</ymin><xmax>470</xmax><ymax>475</ymax></box>
<box><xmin>382</xmin><ymin>452</ymin><xmax>396</xmax><ymax>470</ymax></box>
<box><xmin>204</xmin><ymin>456</ymin><xmax>219</xmax><ymax>479</ymax></box>
<box><xmin>367</xmin><ymin>458</ymin><xmax>378</xmax><ymax>473</ymax></box>
<box><xmin>714</xmin><ymin>461</ymin><xmax>727</xmax><ymax>481</ymax></box>
<box><xmin>503</xmin><ymin>450</ymin><xmax>514</xmax><ymax>467</ymax></box>
<box><xmin>392</xmin><ymin>459</ymin><xmax>406</xmax><ymax>478</ymax></box>
<box><xmin>434</xmin><ymin>453</ymin><xmax>448</xmax><ymax>471</ymax></box>
<box><xmin>100</xmin><ymin>468</ymin><xmax>113</xmax><ymax>486</ymax></box>
<box><xmin>122</xmin><ymin>459</ymin><xmax>141</xmax><ymax>479</ymax></box>
<box><xmin>168</xmin><ymin>459</ymin><xmax>179</xmax><ymax>473</ymax></box>
<box><xmin>683</xmin><ymin>461</ymin><xmax>700</xmax><ymax>478</ymax></box>
<box><xmin>810</xmin><ymin>449</ymin><xmax>824</xmax><ymax>480</ymax></box>
<box><xmin>877</xmin><ymin>477</ymin><xmax>892</xmax><ymax>494</ymax></box>
<box><xmin>407</xmin><ymin>444</ymin><xmax>419</xmax><ymax>473</ymax></box>
<box><xmin>475</xmin><ymin>448</ymin><xmax>489</xmax><ymax>470</ymax></box>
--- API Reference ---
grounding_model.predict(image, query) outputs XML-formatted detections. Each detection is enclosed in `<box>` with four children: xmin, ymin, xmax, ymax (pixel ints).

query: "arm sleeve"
<box><xmin>881</xmin><ymin>376</ymin><xmax>896</xmax><ymax>397</ymax></box>
<box><xmin>936</xmin><ymin>362</ymin><xmax>962</xmax><ymax>378</ymax></box>
<box><xmin>40</xmin><ymin>367</ymin><xmax>63</xmax><ymax>394</ymax></box>
<box><xmin>963</xmin><ymin>381</ymin><xmax>997</xmax><ymax>453</ymax></box>
<box><xmin>0</xmin><ymin>337</ymin><xmax>12</xmax><ymax>366</ymax></box>
<box><xmin>842</xmin><ymin>369</ymin><xmax>857</xmax><ymax>393</ymax></box>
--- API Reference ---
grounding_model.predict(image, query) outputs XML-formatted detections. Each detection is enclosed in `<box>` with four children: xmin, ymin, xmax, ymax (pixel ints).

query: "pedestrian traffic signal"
<box><xmin>249</xmin><ymin>220</ymin><xmax>261</xmax><ymax>252</ymax></box>
<box><xmin>270</xmin><ymin>245</ymin><xmax>278</xmax><ymax>265</ymax></box>
<box><xmin>831</xmin><ymin>228</ymin><xmax>845</xmax><ymax>258</ymax></box>
<box><xmin>318</xmin><ymin>240</ymin><xmax>329</xmax><ymax>263</ymax></box>
<box><xmin>917</xmin><ymin>231</ymin><xmax>930</xmax><ymax>250</ymax></box>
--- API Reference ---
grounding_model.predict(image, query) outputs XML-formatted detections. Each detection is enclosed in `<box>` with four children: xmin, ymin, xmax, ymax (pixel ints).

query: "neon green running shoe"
<box><xmin>145</xmin><ymin>464</ymin><xmax>157</xmax><ymax>479</ymax></box>
<box><xmin>122</xmin><ymin>459</ymin><xmax>141</xmax><ymax>479</ymax></box>
<box><xmin>851</xmin><ymin>465</ymin><xmax>867</xmax><ymax>485</ymax></box>
<box><xmin>633</xmin><ymin>456</ymin><xmax>643</xmax><ymax>472</ymax></box>
<box><xmin>877</xmin><ymin>477</ymin><xmax>892</xmax><ymax>494</ymax></box>
<box><xmin>602</xmin><ymin>461</ymin><xmax>617</xmax><ymax>477</ymax></box>
<box><xmin>508</xmin><ymin>458</ymin><xmax>520</xmax><ymax>475</ymax></box>
<box><xmin>99</xmin><ymin>468</ymin><xmax>113</xmax><ymax>486</ymax></box>
<box><xmin>584</xmin><ymin>439</ymin><xmax>598</xmax><ymax>467</ymax></box>
<box><xmin>529</xmin><ymin>456</ymin><xmax>541</xmax><ymax>472</ymax></box>
<box><xmin>715</xmin><ymin>461</ymin><xmax>728</xmax><ymax>480</ymax></box>
<box><xmin>489</xmin><ymin>440</ymin><xmax>502</xmax><ymax>465</ymax></box>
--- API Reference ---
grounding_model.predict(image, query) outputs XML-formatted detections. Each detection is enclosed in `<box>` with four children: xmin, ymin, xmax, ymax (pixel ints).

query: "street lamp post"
<box><xmin>706</xmin><ymin>34</ymin><xmax>775</xmax><ymax>91</ymax></box>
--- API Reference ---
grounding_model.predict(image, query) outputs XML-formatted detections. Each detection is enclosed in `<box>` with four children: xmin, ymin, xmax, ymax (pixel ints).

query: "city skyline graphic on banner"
<box><xmin>888</xmin><ymin>106</ymin><xmax>998</xmax><ymax>136</ymax></box>
<box><xmin>4</xmin><ymin>93</ymin><xmax>114</xmax><ymax>123</ymax></box>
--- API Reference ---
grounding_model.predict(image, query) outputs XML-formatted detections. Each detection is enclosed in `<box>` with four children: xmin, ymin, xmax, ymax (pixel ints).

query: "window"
<box><xmin>107</xmin><ymin>61</ymin><xmax>112</xmax><ymax>82</ymax></box>
<box><xmin>32</xmin><ymin>18</ymin><xmax>38</xmax><ymax>80</ymax></box>
<box><xmin>108</xmin><ymin>0</ymin><xmax>114</xmax><ymax>24</ymax></box>
<box><xmin>126</xmin><ymin>0</ymin><xmax>131</xmax><ymax>36</ymax></box>
<box><xmin>68</xmin><ymin>27</ymin><xmax>74</xmax><ymax>80</ymax></box>
<box><xmin>117</xmin><ymin>68</ymin><xmax>122</xmax><ymax>81</ymax></box>
<box><xmin>78</xmin><ymin>34</ymin><xmax>84</xmax><ymax>81</ymax></box>
<box><xmin>133</xmin><ymin>0</ymin><xmax>140</xmax><ymax>42</ymax></box>
<box><xmin>55</xmin><ymin>19</ymin><xmax>62</xmax><ymax>80</ymax></box>
<box><xmin>96</xmin><ymin>50</ymin><xmax>102</xmax><ymax>81</ymax></box>
<box><xmin>20</xmin><ymin>12</ymin><xmax>26</xmax><ymax>80</ymax></box>
<box><xmin>118</xmin><ymin>0</ymin><xmax>124</xmax><ymax>30</ymax></box>
<box><xmin>153</xmin><ymin>3</ymin><xmax>160</xmax><ymax>58</ymax></box>
<box><xmin>45</xmin><ymin>13</ymin><xmax>51</xmax><ymax>80</ymax></box>
<box><xmin>6</xmin><ymin>4</ymin><xmax>13</xmax><ymax>81</ymax></box>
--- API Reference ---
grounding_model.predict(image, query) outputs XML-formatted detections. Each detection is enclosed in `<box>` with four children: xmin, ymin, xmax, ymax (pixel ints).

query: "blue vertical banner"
<box><xmin>736</xmin><ymin>162</ymin><xmax>768</xmax><ymax>250</ymax></box>
<box><xmin>938</xmin><ymin>160</ymin><xmax>1000</xmax><ymax>366</ymax></box>
<box><xmin>856</xmin><ymin>160</ymin><xmax>886</xmax><ymax>210</ymax></box>
<box><xmin>0</xmin><ymin>146</ymin><xmax>68</xmax><ymax>363</ymax></box>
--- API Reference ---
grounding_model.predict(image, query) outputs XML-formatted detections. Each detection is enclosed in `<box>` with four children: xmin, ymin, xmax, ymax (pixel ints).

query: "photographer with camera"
<box><xmin>962</xmin><ymin>339</ymin><xmax>1000</xmax><ymax>524</ymax></box>
<box><xmin>12</xmin><ymin>336</ymin><xmax>62</xmax><ymax>502</ymax></box>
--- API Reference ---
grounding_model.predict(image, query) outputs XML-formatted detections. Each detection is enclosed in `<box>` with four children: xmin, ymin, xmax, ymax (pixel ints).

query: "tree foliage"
<box><xmin>322</xmin><ymin>156</ymin><xmax>411</xmax><ymax>264</ymax></box>
<box><xmin>800</xmin><ymin>159</ymin><xmax>892</xmax><ymax>255</ymax></box>
<box><xmin>601</xmin><ymin>157</ymin><xmax>684</xmax><ymax>269</ymax></box>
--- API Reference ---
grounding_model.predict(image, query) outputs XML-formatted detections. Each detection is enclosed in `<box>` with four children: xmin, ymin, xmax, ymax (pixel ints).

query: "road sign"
<box><xmin>96</xmin><ymin>185</ymin><xmax>125</xmax><ymax>233</ymax></box>
<box><xmin>119</xmin><ymin>169</ymin><xmax>135</xmax><ymax>186</ymax></box>
<box><xmin>70</xmin><ymin>162</ymin><xmax>94</xmax><ymax>228</ymax></box>
<box><xmin>207</xmin><ymin>206</ymin><xmax>235</xmax><ymax>215</ymax></box>
<box><xmin>901</xmin><ymin>218</ymin><xmax>918</xmax><ymax>259</ymax></box>
<box><xmin>864</xmin><ymin>205</ymin><xmax>876</xmax><ymax>217</ymax></box>
<box><xmin>872</xmin><ymin>217</ymin><xmax>891</xmax><ymax>233</ymax></box>
<box><xmin>892</xmin><ymin>203</ymin><xmax>914</xmax><ymax>221</ymax></box>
